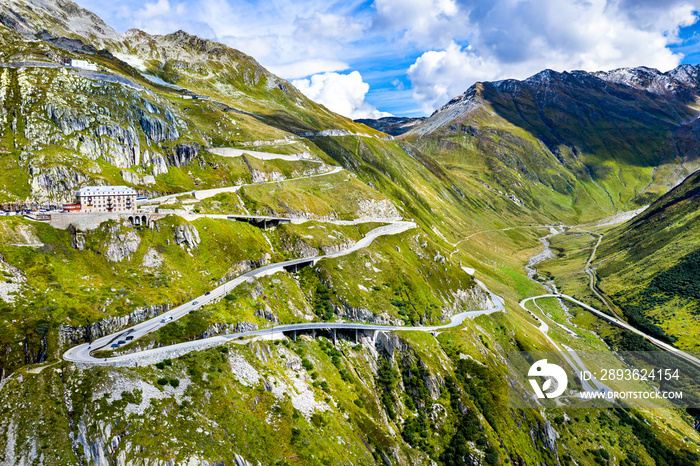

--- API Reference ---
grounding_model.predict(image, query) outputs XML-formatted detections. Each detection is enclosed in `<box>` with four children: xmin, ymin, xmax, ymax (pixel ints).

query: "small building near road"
<box><xmin>63</xmin><ymin>203</ymin><xmax>82</xmax><ymax>212</ymax></box>
<box><xmin>70</xmin><ymin>59</ymin><xmax>98</xmax><ymax>71</ymax></box>
<box><xmin>75</xmin><ymin>186</ymin><xmax>137</xmax><ymax>213</ymax></box>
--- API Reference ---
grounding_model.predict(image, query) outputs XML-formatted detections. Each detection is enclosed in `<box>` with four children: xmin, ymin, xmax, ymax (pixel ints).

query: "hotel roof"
<box><xmin>76</xmin><ymin>186</ymin><xmax>137</xmax><ymax>196</ymax></box>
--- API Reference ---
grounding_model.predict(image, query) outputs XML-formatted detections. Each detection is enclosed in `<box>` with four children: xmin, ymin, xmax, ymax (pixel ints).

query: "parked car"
<box><xmin>205</xmin><ymin>292</ymin><xmax>210</xmax><ymax>296</ymax></box>
<box><xmin>126</xmin><ymin>336</ymin><xmax>134</xmax><ymax>340</ymax></box>
<box><xmin>110</xmin><ymin>343</ymin><xmax>120</xmax><ymax>348</ymax></box>
<box><xmin>117</xmin><ymin>340</ymin><xmax>126</xmax><ymax>345</ymax></box>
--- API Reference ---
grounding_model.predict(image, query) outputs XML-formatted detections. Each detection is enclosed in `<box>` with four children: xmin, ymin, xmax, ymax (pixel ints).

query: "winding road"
<box><xmin>573</xmin><ymin>229</ymin><xmax>622</xmax><ymax>319</ymax></box>
<box><xmin>522</xmin><ymin>294</ymin><xmax>700</xmax><ymax>371</ymax></box>
<box><xmin>208</xmin><ymin>147</ymin><xmax>323</xmax><ymax>162</ymax></box>
<box><xmin>142</xmin><ymin>165</ymin><xmax>345</xmax><ymax>204</ymax></box>
<box><xmin>64</xmin><ymin>144</ymin><xmax>510</xmax><ymax>367</ymax></box>
<box><xmin>63</xmin><ymin>218</ymin><xmax>504</xmax><ymax>367</ymax></box>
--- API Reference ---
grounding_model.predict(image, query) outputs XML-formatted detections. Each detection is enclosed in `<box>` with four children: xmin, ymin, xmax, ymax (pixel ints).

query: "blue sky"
<box><xmin>80</xmin><ymin>0</ymin><xmax>700</xmax><ymax>118</ymax></box>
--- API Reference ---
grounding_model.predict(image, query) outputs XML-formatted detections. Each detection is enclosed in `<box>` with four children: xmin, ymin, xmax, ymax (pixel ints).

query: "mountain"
<box><xmin>354</xmin><ymin>116</ymin><xmax>426</xmax><ymax>136</ymax></box>
<box><xmin>0</xmin><ymin>0</ymin><xmax>389</xmax><ymax>205</ymax></box>
<box><xmin>404</xmin><ymin>66</ymin><xmax>700</xmax><ymax>222</ymax></box>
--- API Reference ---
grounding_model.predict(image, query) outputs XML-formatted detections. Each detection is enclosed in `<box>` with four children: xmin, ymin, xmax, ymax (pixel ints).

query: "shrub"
<box><xmin>290</xmin><ymin>428</ymin><xmax>301</xmax><ymax>445</ymax></box>
<box><xmin>339</xmin><ymin>369</ymin><xmax>354</xmax><ymax>383</ymax></box>
<box><xmin>120</xmin><ymin>390</ymin><xmax>142</xmax><ymax>405</ymax></box>
<box><xmin>301</xmin><ymin>358</ymin><xmax>314</xmax><ymax>371</ymax></box>
<box><xmin>484</xmin><ymin>446</ymin><xmax>499</xmax><ymax>465</ymax></box>
<box><xmin>169</xmin><ymin>378</ymin><xmax>180</xmax><ymax>388</ymax></box>
<box><xmin>156</xmin><ymin>378</ymin><xmax>169</xmax><ymax>386</ymax></box>
<box><xmin>376</xmin><ymin>358</ymin><xmax>399</xmax><ymax>420</ymax></box>
<box><xmin>155</xmin><ymin>362</ymin><xmax>165</xmax><ymax>370</ymax></box>
<box><xmin>311</xmin><ymin>412</ymin><xmax>327</xmax><ymax>427</ymax></box>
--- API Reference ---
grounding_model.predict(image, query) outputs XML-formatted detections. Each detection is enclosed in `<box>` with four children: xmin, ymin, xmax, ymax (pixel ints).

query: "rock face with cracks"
<box><xmin>174</xmin><ymin>224</ymin><xmax>200</xmax><ymax>249</ymax></box>
<box><xmin>103</xmin><ymin>221</ymin><xmax>141</xmax><ymax>262</ymax></box>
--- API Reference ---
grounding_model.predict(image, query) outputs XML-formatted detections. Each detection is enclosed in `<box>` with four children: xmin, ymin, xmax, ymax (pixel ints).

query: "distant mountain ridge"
<box><xmin>354</xmin><ymin>116</ymin><xmax>426</xmax><ymax>136</ymax></box>
<box><xmin>399</xmin><ymin>64</ymin><xmax>700</xmax><ymax>220</ymax></box>
<box><xmin>410</xmin><ymin>65</ymin><xmax>700</xmax><ymax>140</ymax></box>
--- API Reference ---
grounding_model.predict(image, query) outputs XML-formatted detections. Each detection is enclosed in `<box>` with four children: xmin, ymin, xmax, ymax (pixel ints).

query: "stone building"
<box><xmin>75</xmin><ymin>186</ymin><xmax>137</xmax><ymax>213</ymax></box>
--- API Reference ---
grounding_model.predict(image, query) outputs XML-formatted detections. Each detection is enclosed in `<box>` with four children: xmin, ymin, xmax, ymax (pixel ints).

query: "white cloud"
<box><xmin>294</xmin><ymin>12</ymin><xmax>366</xmax><ymax>40</ymax></box>
<box><xmin>293</xmin><ymin>71</ymin><xmax>393</xmax><ymax>119</ymax></box>
<box><xmin>373</xmin><ymin>0</ymin><xmax>461</xmax><ymax>48</ymax></box>
<box><xmin>268</xmin><ymin>59</ymin><xmax>349</xmax><ymax>80</ymax></box>
<box><xmin>403</xmin><ymin>0</ymin><xmax>700</xmax><ymax>112</ymax></box>
<box><xmin>408</xmin><ymin>42</ymin><xmax>501</xmax><ymax>113</ymax></box>
<box><xmin>136</xmin><ymin>0</ymin><xmax>172</xmax><ymax>19</ymax></box>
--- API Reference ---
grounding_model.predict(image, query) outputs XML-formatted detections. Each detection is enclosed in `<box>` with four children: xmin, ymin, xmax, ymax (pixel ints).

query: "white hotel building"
<box><xmin>76</xmin><ymin>186</ymin><xmax>137</xmax><ymax>213</ymax></box>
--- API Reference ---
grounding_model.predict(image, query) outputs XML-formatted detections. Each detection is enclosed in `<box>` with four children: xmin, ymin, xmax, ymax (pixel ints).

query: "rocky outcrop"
<box><xmin>333</xmin><ymin>297</ymin><xmax>404</xmax><ymax>326</ymax></box>
<box><xmin>103</xmin><ymin>221</ymin><xmax>141</xmax><ymax>262</ymax></box>
<box><xmin>376</xmin><ymin>332</ymin><xmax>410</xmax><ymax>357</ymax></box>
<box><xmin>28</xmin><ymin>161</ymin><xmax>93</xmax><ymax>203</ymax></box>
<box><xmin>428</xmin><ymin>403</ymin><xmax>447</xmax><ymax>424</ymax></box>
<box><xmin>58</xmin><ymin>304</ymin><xmax>170</xmax><ymax>346</ymax></box>
<box><xmin>321</xmin><ymin>239</ymin><xmax>356</xmax><ymax>255</ymax></box>
<box><xmin>249</xmin><ymin>167</ymin><xmax>285</xmax><ymax>183</ymax></box>
<box><xmin>241</xmin><ymin>155</ymin><xmax>285</xmax><ymax>183</ymax></box>
<box><xmin>293</xmin><ymin>240</ymin><xmax>319</xmax><ymax>258</ymax></box>
<box><xmin>254</xmin><ymin>305</ymin><xmax>279</xmax><ymax>324</ymax></box>
<box><xmin>174</xmin><ymin>223</ymin><xmax>200</xmax><ymax>249</ymax></box>
<box><xmin>138</xmin><ymin>110</ymin><xmax>179</xmax><ymax>144</ymax></box>
<box><xmin>198</xmin><ymin>321</ymin><xmax>258</xmax><ymax>339</ymax></box>
<box><xmin>444</xmin><ymin>286</ymin><xmax>495</xmax><ymax>319</ymax></box>
<box><xmin>3</xmin><ymin>65</ymin><xmax>200</xmax><ymax>202</ymax></box>
<box><xmin>165</xmin><ymin>142</ymin><xmax>200</xmax><ymax>168</ymax></box>
<box><xmin>356</xmin><ymin>198</ymin><xmax>401</xmax><ymax>219</ymax></box>
<box><xmin>223</xmin><ymin>253</ymin><xmax>272</xmax><ymax>278</ymax></box>
<box><xmin>0</xmin><ymin>252</ymin><xmax>25</xmax><ymax>303</ymax></box>
<box><xmin>141</xmin><ymin>247</ymin><xmax>163</xmax><ymax>269</ymax></box>
<box><xmin>143</xmin><ymin>150</ymin><xmax>169</xmax><ymax>176</ymax></box>
<box><xmin>72</xmin><ymin>417</ymin><xmax>236</xmax><ymax>466</ymax></box>
<box><xmin>120</xmin><ymin>170</ymin><xmax>155</xmax><ymax>186</ymax></box>
<box><xmin>69</xmin><ymin>224</ymin><xmax>85</xmax><ymax>250</ymax></box>
<box><xmin>45</xmin><ymin>103</ymin><xmax>91</xmax><ymax>134</ymax></box>
<box><xmin>532</xmin><ymin>420</ymin><xmax>559</xmax><ymax>455</ymax></box>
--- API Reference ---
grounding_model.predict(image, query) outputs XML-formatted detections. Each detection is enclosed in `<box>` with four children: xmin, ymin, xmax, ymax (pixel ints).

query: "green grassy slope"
<box><xmin>594</xmin><ymin>169</ymin><xmax>700</xmax><ymax>350</ymax></box>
